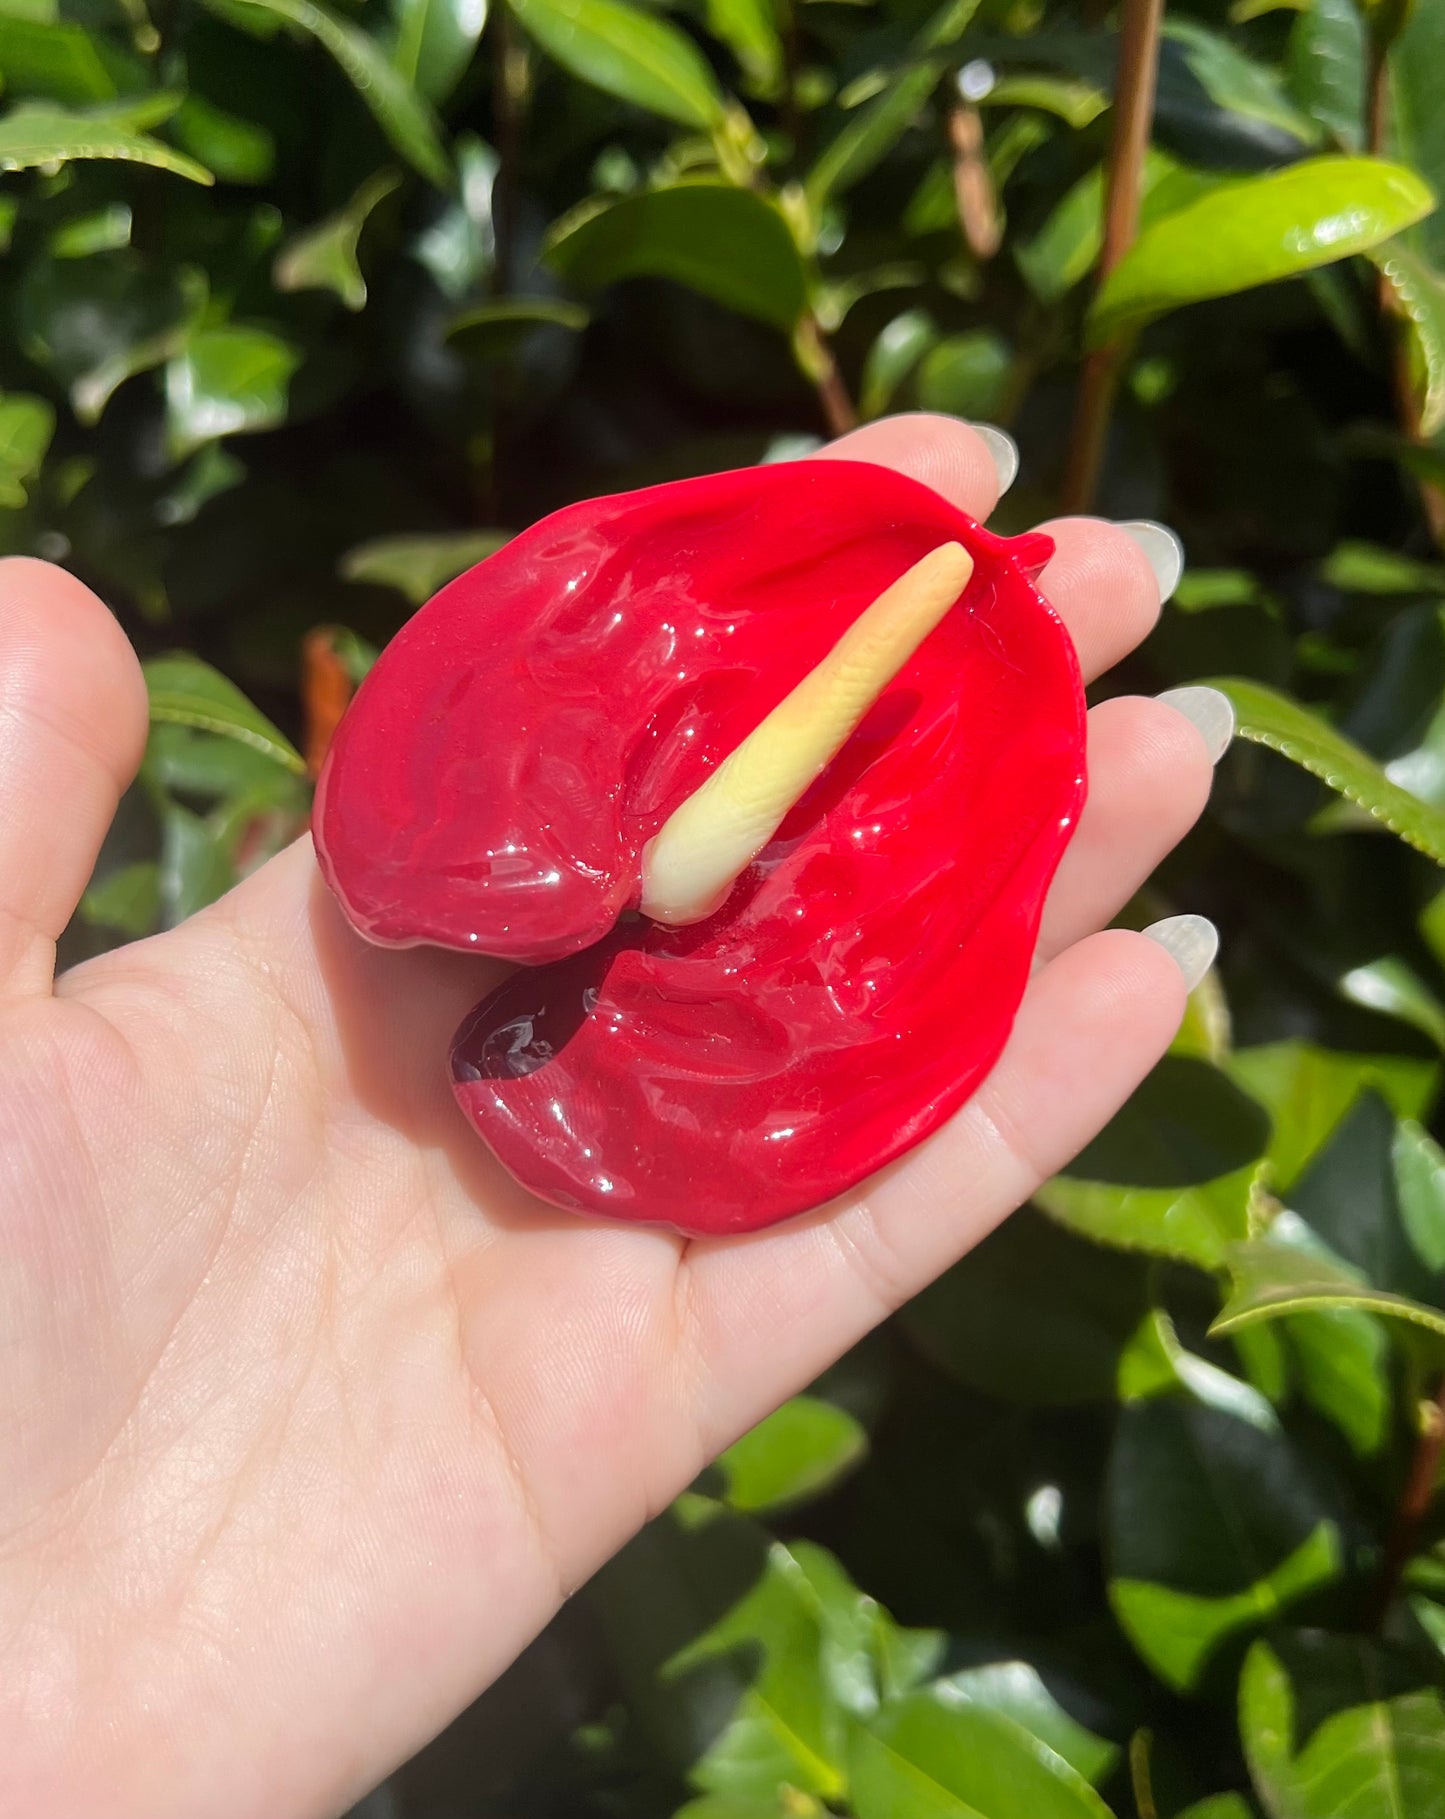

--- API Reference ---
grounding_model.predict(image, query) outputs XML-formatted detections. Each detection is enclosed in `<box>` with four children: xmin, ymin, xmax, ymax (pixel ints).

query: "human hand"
<box><xmin>0</xmin><ymin>416</ymin><xmax>1222</xmax><ymax>1819</ymax></box>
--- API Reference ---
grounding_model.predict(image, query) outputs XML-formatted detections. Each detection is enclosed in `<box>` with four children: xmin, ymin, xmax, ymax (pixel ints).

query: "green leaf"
<box><xmin>1161</xmin><ymin>17</ymin><xmax>1320</xmax><ymax>151</ymax></box>
<box><xmin>980</xmin><ymin>71</ymin><xmax>1106</xmax><ymax>127</ymax></box>
<box><xmin>930</xmin><ymin>1663</ymin><xmax>1120</xmax><ymax>1787</ymax></box>
<box><xmin>1207</xmin><ymin>676</ymin><xmax>1445</xmax><ymax>865</ymax></box>
<box><xmin>1037</xmin><ymin>1056</ymin><xmax>1269</xmax><ymax>1270</ymax></box>
<box><xmin>164</xmin><ymin>326</ymin><xmax>303</xmax><ymax>460</ymax></box>
<box><xmin>1227</xmin><ymin>1041</ymin><xmax>1437</xmax><ymax>1190</ymax></box>
<box><xmin>51</xmin><ymin>202</ymin><xmax>133</xmax><ymax>258</ymax></box>
<box><xmin>445</xmin><ymin>295</ymin><xmax>589</xmax><ymax>361</ymax></box>
<box><xmin>1394</xmin><ymin>1118</ymin><xmax>1445</xmax><ymax>1272</ymax></box>
<box><xmin>0</xmin><ymin>98</ymin><xmax>213</xmax><ymax>182</ymax></box>
<box><xmin>1337</xmin><ymin>956</ymin><xmax>1445</xmax><ymax>1049</ymax></box>
<box><xmin>0</xmin><ymin>16</ymin><xmax>120</xmax><ymax>105</ymax></box>
<box><xmin>1107</xmin><ymin>1399</ymin><xmax>1344</xmax><ymax>1690</ymax></box>
<box><xmin>904</xmin><ymin>1204</ymin><xmax>1150</xmax><ymax>1405</ymax></box>
<box><xmin>860</xmin><ymin>308</ymin><xmax>937</xmax><ymax>420</ymax></box>
<box><xmin>1284</xmin><ymin>1304</ymin><xmax>1392</xmax><ymax>1456</ymax></box>
<box><xmin>1321</xmin><ymin>540</ymin><xmax>1445</xmax><ymax>591</ymax></box>
<box><xmin>704</xmin><ymin>0</ymin><xmax>781</xmax><ymax>97</ymax></box>
<box><xmin>915</xmin><ymin>331</ymin><xmax>1011</xmax><ymax>422</ymax></box>
<box><xmin>1089</xmin><ymin>158</ymin><xmax>1436</xmax><ymax>345</ymax></box>
<box><xmin>1372</xmin><ymin>239</ymin><xmax>1445</xmax><ymax>437</ymax></box>
<box><xmin>340</xmin><ymin>528</ymin><xmax>510</xmax><ymax>603</ymax></box>
<box><xmin>274</xmin><ymin>169</ymin><xmax>401</xmax><ymax>309</ymax></box>
<box><xmin>848</xmin><ymin>1689</ymin><xmax>1117</xmax><ymax>1819</ymax></box>
<box><xmin>159</xmin><ymin>800</ymin><xmax>235</xmax><ymax>924</ymax></box>
<box><xmin>214</xmin><ymin>0</ymin><xmax>449</xmax><ymax>184</ymax></box>
<box><xmin>1118</xmin><ymin>1309</ymin><xmax>1281</xmax><ymax>1433</ymax></box>
<box><xmin>1389</xmin><ymin>0</ymin><xmax>1445</xmax><ymax>266</ymax></box>
<box><xmin>1177</xmin><ymin>1798</ymin><xmax>1257</xmax><ymax>1819</ymax></box>
<box><xmin>1241</xmin><ymin>1633</ymin><xmax>1445</xmax><ymax>1817</ymax></box>
<box><xmin>1214</xmin><ymin>1231</ymin><xmax>1445</xmax><ymax>1349</ymax></box>
<box><xmin>1288</xmin><ymin>0</ymin><xmax>1366</xmax><ymax>149</ymax></box>
<box><xmin>81</xmin><ymin>860</ymin><xmax>160</xmax><ymax>937</ymax></box>
<box><xmin>388</xmin><ymin>0</ymin><xmax>487</xmax><ymax>104</ymax></box>
<box><xmin>18</xmin><ymin>253</ymin><xmax>209</xmax><ymax>425</ymax></box>
<box><xmin>143</xmin><ymin>654</ymin><xmax>306</xmax><ymax>773</ymax></box>
<box><xmin>508</xmin><ymin>0</ymin><xmax>727</xmax><ymax>128</ymax></box>
<box><xmin>0</xmin><ymin>391</ymin><xmax>54</xmax><ymax>509</ymax></box>
<box><xmin>171</xmin><ymin>95</ymin><xmax>276</xmax><ymax>184</ymax></box>
<box><xmin>547</xmin><ymin>182</ymin><xmax>808</xmax><ymax>333</ymax></box>
<box><xmin>715</xmin><ymin>1396</ymin><xmax>867</xmax><ymax>1514</ymax></box>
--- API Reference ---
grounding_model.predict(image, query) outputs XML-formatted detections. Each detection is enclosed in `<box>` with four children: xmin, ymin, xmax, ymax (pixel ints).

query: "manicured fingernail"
<box><xmin>970</xmin><ymin>423</ymin><xmax>1019</xmax><ymax>494</ymax></box>
<box><xmin>1142</xmin><ymin>914</ymin><xmax>1218</xmax><ymax>993</ymax></box>
<box><xmin>1117</xmin><ymin>519</ymin><xmax>1184</xmax><ymax>603</ymax></box>
<box><xmin>1156</xmin><ymin>685</ymin><xmax>1236</xmax><ymax>764</ymax></box>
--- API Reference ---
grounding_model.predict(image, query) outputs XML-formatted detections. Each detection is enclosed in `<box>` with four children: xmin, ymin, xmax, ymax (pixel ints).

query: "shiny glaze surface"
<box><xmin>314</xmin><ymin>460</ymin><xmax>1086</xmax><ymax>1233</ymax></box>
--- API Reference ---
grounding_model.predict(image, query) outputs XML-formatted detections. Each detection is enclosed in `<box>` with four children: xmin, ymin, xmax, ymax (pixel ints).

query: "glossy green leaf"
<box><xmin>144</xmin><ymin>654</ymin><xmax>306</xmax><ymax>773</ymax></box>
<box><xmin>1161</xmin><ymin>17</ymin><xmax>1319</xmax><ymax>151</ymax></box>
<box><xmin>81</xmin><ymin>860</ymin><xmax>160</xmax><ymax>937</ymax></box>
<box><xmin>1037</xmin><ymin>1056</ymin><xmax>1268</xmax><ymax>1270</ymax></box>
<box><xmin>1090</xmin><ymin>158</ymin><xmax>1436</xmax><ymax>345</ymax></box>
<box><xmin>0</xmin><ymin>391</ymin><xmax>55</xmax><ymax>509</ymax></box>
<box><xmin>1228</xmin><ymin>1041</ymin><xmax>1437</xmax><ymax>1190</ymax></box>
<box><xmin>1389</xmin><ymin>0</ymin><xmax>1445</xmax><ymax>265</ymax></box>
<box><xmin>904</xmin><ymin>1205</ymin><xmax>1150</xmax><ymax>1405</ymax></box>
<box><xmin>508</xmin><ymin>0</ymin><xmax>727</xmax><ymax>128</ymax></box>
<box><xmin>1106</xmin><ymin>1399</ymin><xmax>1344</xmax><ymax>1690</ymax></box>
<box><xmin>715</xmin><ymin>1397</ymin><xmax>867</xmax><ymax>1514</ymax></box>
<box><xmin>1241</xmin><ymin>1633</ymin><xmax>1445</xmax><ymax>1817</ymax></box>
<box><xmin>0</xmin><ymin>98</ymin><xmax>213</xmax><ymax>182</ymax></box>
<box><xmin>915</xmin><ymin>331</ymin><xmax>1011</xmax><ymax>421</ymax></box>
<box><xmin>981</xmin><ymin>71</ymin><xmax>1106</xmax><ymax>127</ymax></box>
<box><xmin>1208</xmin><ymin>676</ymin><xmax>1445</xmax><ymax>865</ymax></box>
<box><xmin>0</xmin><ymin>16</ymin><xmax>120</xmax><ymax>104</ymax></box>
<box><xmin>930</xmin><ymin>1663</ymin><xmax>1119</xmax><ymax>1787</ymax></box>
<box><xmin>704</xmin><ymin>0</ymin><xmax>781</xmax><ymax>97</ymax></box>
<box><xmin>849</xmin><ymin>1689</ymin><xmax>1116</xmax><ymax>1819</ymax></box>
<box><xmin>215</xmin><ymin>0</ymin><xmax>449</xmax><ymax>184</ymax></box>
<box><xmin>547</xmin><ymin>182</ymin><xmax>808</xmax><ymax>333</ymax></box>
<box><xmin>1372</xmin><ymin>239</ymin><xmax>1445</xmax><ymax>437</ymax></box>
<box><xmin>340</xmin><ymin>529</ymin><xmax>510</xmax><ymax>603</ymax></box>
<box><xmin>1284</xmin><ymin>1304</ymin><xmax>1392</xmax><ymax>1456</ymax></box>
<box><xmin>1118</xmin><ymin>1309</ymin><xmax>1280</xmax><ymax>1433</ymax></box>
<box><xmin>164</xmin><ymin>326</ymin><xmax>302</xmax><ymax>460</ymax></box>
<box><xmin>860</xmin><ymin>308</ymin><xmax>937</xmax><ymax>420</ymax></box>
<box><xmin>274</xmin><ymin>170</ymin><xmax>401</xmax><ymax>309</ymax></box>
<box><xmin>159</xmin><ymin>801</ymin><xmax>235</xmax><ymax>925</ymax></box>
<box><xmin>1287</xmin><ymin>0</ymin><xmax>1365</xmax><ymax>148</ymax></box>
<box><xmin>388</xmin><ymin>0</ymin><xmax>486</xmax><ymax>103</ymax></box>
<box><xmin>1214</xmin><ymin>1236</ymin><xmax>1445</xmax><ymax>1346</ymax></box>
<box><xmin>1394</xmin><ymin>1118</ymin><xmax>1445</xmax><ymax>1272</ymax></box>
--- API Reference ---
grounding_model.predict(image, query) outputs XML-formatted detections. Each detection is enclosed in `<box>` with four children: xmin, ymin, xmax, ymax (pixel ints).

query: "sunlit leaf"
<box><xmin>164</xmin><ymin>326</ymin><xmax>302</xmax><ymax>459</ymax></box>
<box><xmin>340</xmin><ymin>528</ymin><xmax>510</xmax><ymax>603</ymax></box>
<box><xmin>0</xmin><ymin>391</ymin><xmax>55</xmax><ymax>509</ymax></box>
<box><xmin>860</xmin><ymin>308</ymin><xmax>937</xmax><ymax>419</ymax></box>
<box><xmin>1090</xmin><ymin>158</ymin><xmax>1436</xmax><ymax>344</ymax></box>
<box><xmin>509</xmin><ymin>0</ymin><xmax>728</xmax><ymax>128</ymax></box>
<box><xmin>144</xmin><ymin>653</ymin><xmax>306</xmax><ymax>773</ymax></box>
<box><xmin>547</xmin><ymin>181</ymin><xmax>808</xmax><ymax>332</ymax></box>
<box><xmin>1208</xmin><ymin>676</ymin><xmax>1445</xmax><ymax>865</ymax></box>
<box><xmin>704</xmin><ymin>0</ymin><xmax>781</xmax><ymax>97</ymax></box>
<box><xmin>0</xmin><ymin>97</ymin><xmax>213</xmax><ymax>181</ymax></box>
<box><xmin>274</xmin><ymin>169</ymin><xmax>401</xmax><ymax>309</ymax></box>
<box><xmin>388</xmin><ymin>0</ymin><xmax>487</xmax><ymax>103</ymax></box>
<box><xmin>1372</xmin><ymin>238</ymin><xmax>1445</xmax><ymax>437</ymax></box>
<box><xmin>1214</xmin><ymin>1236</ymin><xmax>1445</xmax><ymax>1347</ymax></box>
<box><xmin>1287</xmin><ymin>0</ymin><xmax>1365</xmax><ymax>149</ymax></box>
<box><xmin>715</xmin><ymin>1396</ymin><xmax>867</xmax><ymax>1514</ymax></box>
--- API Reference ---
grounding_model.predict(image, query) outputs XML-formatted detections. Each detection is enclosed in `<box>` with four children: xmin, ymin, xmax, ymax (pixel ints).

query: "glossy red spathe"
<box><xmin>314</xmin><ymin>459</ymin><xmax>1086</xmax><ymax>1233</ymax></box>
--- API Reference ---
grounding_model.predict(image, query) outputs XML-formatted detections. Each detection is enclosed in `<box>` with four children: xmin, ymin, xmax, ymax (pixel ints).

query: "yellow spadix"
<box><xmin>639</xmin><ymin>541</ymin><xmax>974</xmax><ymax>926</ymax></box>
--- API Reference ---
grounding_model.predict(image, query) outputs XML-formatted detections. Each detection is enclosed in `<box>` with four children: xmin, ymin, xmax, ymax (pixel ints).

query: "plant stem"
<box><xmin>797</xmin><ymin>315</ymin><xmax>858</xmax><ymax>436</ymax></box>
<box><xmin>1370</xmin><ymin>1376</ymin><xmax>1445</xmax><ymax>1630</ymax></box>
<box><xmin>1128</xmin><ymin>1730</ymin><xmax>1160</xmax><ymax>1819</ymax></box>
<box><xmin>947</xmin><ymin>103</ymin><xmax>1001</xmax><ymax>261</ymax></box>
<box><xmin>1061</xmin><ymin>0</ymin><xmax>1166</xmax><ymax>511</ymax></box>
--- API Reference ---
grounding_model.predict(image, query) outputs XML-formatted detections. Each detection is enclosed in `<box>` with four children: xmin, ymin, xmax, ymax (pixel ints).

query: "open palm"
<box><xmin>0</xmin><ymin>416</ymin><xmax>1219</xmax><ymax>1819</ymax></box>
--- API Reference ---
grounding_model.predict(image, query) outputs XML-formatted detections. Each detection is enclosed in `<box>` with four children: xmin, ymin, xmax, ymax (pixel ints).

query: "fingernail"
<box><xmin>970</xmin><ymin>423</ymin><xmax>1019</xmax><ymax>495</ymax></box>
<box><xmin>1117</xmin><ymin>519</ymin><xmax>1184</xmax><ymax>603</ymax></box>
<box><xmin>1155</xmin><ymin>685</ymin><xmax>1235</xmax><ymax>764</ymax></box>
<box><xmin>1142</xmin><ymin>914</ymin><xmax>1218</xmax><ymax>993</ymax></box>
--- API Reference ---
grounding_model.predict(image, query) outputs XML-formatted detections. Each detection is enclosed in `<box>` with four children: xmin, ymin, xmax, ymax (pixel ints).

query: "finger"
<box><xmin>0</xmin><ymin>558</ymin><xmax>148</xmax><ymax>995</ymax></box>
<box><xmin>1034</xmin><ymin>516</ymin><xmax>1182</xmax><ymax>681</ymax></box>
<box><xmin>814</xmin><ymin>413</ymin><xmax>1012</xmax><ymax>523</ymax></box>
<box><xmin>1036</xmin><ymin>694</ymin><xmax>1219</xmax><ymax>962</ymax></box>
<box><xmin>681</xmin><ymin>927</ymin><xmax>1190</xmax><ymax>1452</ymax></box>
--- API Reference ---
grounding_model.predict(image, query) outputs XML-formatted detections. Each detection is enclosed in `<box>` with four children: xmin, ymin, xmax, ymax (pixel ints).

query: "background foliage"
<box><xmin>5</xmin><ymin>0</ymin><xmax>1445</xmax><ymax>1804</ymax></box>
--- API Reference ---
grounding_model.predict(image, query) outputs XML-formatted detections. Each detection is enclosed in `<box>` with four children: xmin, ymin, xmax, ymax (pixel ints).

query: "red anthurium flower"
<box><xmin>314</xmin><ymin>459</ymin><xmax>1086</xmax><ymax>1233</ymax></box>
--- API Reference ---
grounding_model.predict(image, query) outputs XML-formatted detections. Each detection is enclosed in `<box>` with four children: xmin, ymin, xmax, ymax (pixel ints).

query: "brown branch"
<box><xmin>947</xmin><ymin>103</ymin><xmax>1001</xmax><ymax>262</ymax></box>
<box><xmin>1061</xmin><ymin>0</ymin><xmax>1166</xmax><ymax>512</ymax></box>
<box><xmin>796</xmin><ymin>314</ymin><xmax>858</xmax><ymax>437</ymax></box>
<box><xmin>1370</xmin><ymin>1376</ymin><xmax>1445</xmax><ymax>1631</ymax></box>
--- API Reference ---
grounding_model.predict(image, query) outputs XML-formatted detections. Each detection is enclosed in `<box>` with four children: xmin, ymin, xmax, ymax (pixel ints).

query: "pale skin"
<box><xmin>0</xmin><ymin>417</ymin><xmax>1216</xmax><ymax>1819</ymax></box>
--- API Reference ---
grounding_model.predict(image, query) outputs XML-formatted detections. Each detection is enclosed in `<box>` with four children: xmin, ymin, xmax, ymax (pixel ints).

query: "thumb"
<box><xmin>0</xmin><ymin>559</ymin><xmax>148</xmax><ymax>996</ymax></box>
